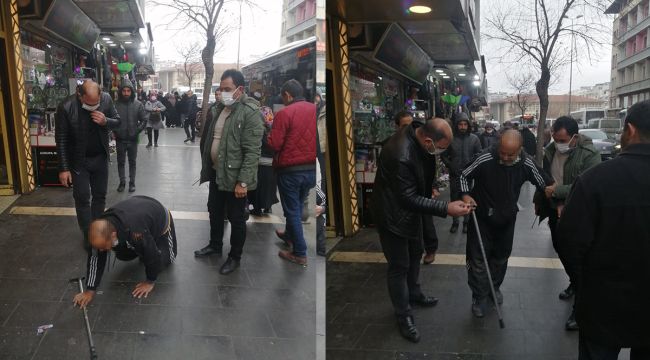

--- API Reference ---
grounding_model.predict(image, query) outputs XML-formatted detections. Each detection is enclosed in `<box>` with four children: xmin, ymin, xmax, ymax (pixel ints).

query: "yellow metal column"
<box><xmin>2</xmin><ymin>0</ymin><xmax>34</xmax><ymax>193</ymax></box>
<box><xmin>327</xmin><ymin>17</ymin><xmax>359</xmax><ymax>237</ymax></box>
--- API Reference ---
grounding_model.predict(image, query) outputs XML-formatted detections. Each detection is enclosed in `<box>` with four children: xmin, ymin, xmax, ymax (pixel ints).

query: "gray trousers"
<box><xmin>116</xmin><ymin>141</ymin><xmax>138</xmax><ymax>183</ymax></box>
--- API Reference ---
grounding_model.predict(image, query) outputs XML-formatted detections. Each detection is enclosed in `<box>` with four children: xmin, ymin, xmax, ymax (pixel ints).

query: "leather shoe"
<box><xmin>410</xmin><ymin>294</ymin><xmax>438</xmax><ymax>307</ymax></box>
<box><xmin>565</xmin><ymin>311</ymin><xmax>579</xmax><ymax>331</ymax></box>
<box><xmin>397</xmin><ymin>315</ymin><xmax>420</xmax><ymax>343</ymax></box>
<box><xmin>128</xmin><ymin>182</ymin><xmax>135</xmax><ymax>193</ymax></box>
<box><xmin>422</xmin><ymin>252</ymin><xmax>436</xmax><ymax>264</ymax></box>
<box><xmin>450</xmin><ymin>223</ymin><xmax>459</xmax><ymax>233</ymax></box>
<box><xmin>471</xmin><ymin>298</ymin><xmax>485</xmax><ymax>318</ymax></box>
<box><xmin>462</xmin><ymin>223</ymin><xmax>468</xmax><ymax>234</ymax></box>
<box><xmin>117</xmin><ymin>182</ymin><xmax>125</xmax><ymax>192</ymax></box>
<box><xmin>559</xmin><ymin>284</ymin><xmax>575</xmax><ymax>300</ymax></box>
<box><xmin>275</xmin><ymin>229</ymin><xmax>293</xmax><ymax>248</ymax></box>
<box><xmin>194</xmin><ymin>245</ymin><xmax>222</xmax><ymax>257</ymax></box>
<box><xmin>219</xmin><ymin>257</ymin><xmax>240</xmax><ymax>275</ymax></box>
<box><xmin>278</xmin><ymin>250</ymin><xmax>307</xmax><ymax>266</ymax></box>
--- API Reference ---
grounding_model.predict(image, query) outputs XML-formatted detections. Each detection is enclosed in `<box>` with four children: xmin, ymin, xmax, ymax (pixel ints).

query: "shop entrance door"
<box><xmin>0</xmin><ymin>37</ymin><xmax>16</xmax><ymax>194</ymax></box>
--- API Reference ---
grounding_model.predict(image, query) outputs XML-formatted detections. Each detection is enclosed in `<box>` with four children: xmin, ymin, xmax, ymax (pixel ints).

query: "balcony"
<box><xmin>286</xmin><ymin>17</ymin><xmax>317</xmax><ymax>38</ymax></box>
<box><xmin>615</xmin><ymin>77</ymin><xmax>650</xmax><ymax>95</ymax></box>
<box><xmin>617</xmin><ymin>14</ymin><xmax>650</xmax><ymax>45</ymax></box>
<box><xmin>618</xmin><ymin>46</ymin><xmax>650</xmax><ymax>68</ymax></box>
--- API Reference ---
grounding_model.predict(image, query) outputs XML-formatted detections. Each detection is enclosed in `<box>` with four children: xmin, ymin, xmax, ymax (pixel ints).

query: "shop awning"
<box><xmin>136</xmin><ymin>64</ymin><xmax>155</xmax><ymax>75</ymax></box>
<box><xmin>74</xmin><ymin>0</ymin><xmax>145</xmax><ymax>31</ymax></box>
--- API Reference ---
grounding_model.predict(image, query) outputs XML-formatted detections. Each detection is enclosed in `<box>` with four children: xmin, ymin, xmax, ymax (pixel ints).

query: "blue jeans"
<box><xmin>277</xmin><ymin>170</ymin><xmax>315</xmax><ymax>257</ymax></box>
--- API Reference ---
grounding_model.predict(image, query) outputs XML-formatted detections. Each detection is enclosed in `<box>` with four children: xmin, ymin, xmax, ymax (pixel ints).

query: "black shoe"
<box><xmin>154</xmin><ymin>143</ymin><xmax>158</xmax><ymax>147</ymax></box>
<box><xmin>117</xmin><ymin>182</ymin><xmax>125</xmax><ymax>192</ymax></box>
<box><xmin>462</xmin><ymin>223</ymin><xmax>468</xmax><ymax>234</ymax></box>
<box><xmin>219</xmin><ymin>257</ymin><xmax>240</xmax><ymax>275</ymax></box>
<box><xmin>250</xmin><ymin>209</ymin><xmax>263</xmax><ymax>217</ymax></box>
<box><xmin>471</xmin><ymin>298</ymin><xmax>485</xmax><ymax>318</ymax></box>
<box><xmin>450</xmin><ymin>223</ymin><xmax>459</xmax><ymax>233</ymax></box>
<box><xmin>565</xmin><ymin>311</ymin><xmax>579</xmax><ymax>331</ymax></box>
<box><xmin>184</xmin><ymin>138</ymin><xmax>191</xmax><ymax>143</ymax></box>
<box><xmin>128</xmin><ymin>182</ymin><xmax>136</xmax><ymax>193</ymax></box>
<box><xmin>194</xmin><ymin>245</ymin><xmax>222</xmax><ymax>257</ymax></box>
<box><xmin>492</xmin><ymin>289</ymin><xmax>503</xmax><ymax>305</ymax></box>
<box><xmin>397</xmin><ymin>315</ymin><xmax>420</xmax><ymax>343</ymax></box>
<box><xmin>410</xmin><ymin>294</ymin><xmax>439</xmax><ymax>307</ymax></box>
<box><xmin>146</xmin><ymin>143</ymin><xmax>152</xmax><ymax>148</ymax></box>
<box><xmin>559</xmin><ymin>284</ymin><xmax>575</xmax><ymax>300</ymax></box>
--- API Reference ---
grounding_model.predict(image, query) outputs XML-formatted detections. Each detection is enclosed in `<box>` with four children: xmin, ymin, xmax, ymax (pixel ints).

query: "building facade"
<box><xmin>607</xmin><ymin>0</ymin><xmax>650</xmax><ymax>109</ymax></box>
<box><xmin>489</xmin><ymin>95</ymin><xmax>605</xmax><ymax>122</ymax></box>
<box><xmin>281</xmin><ymin>0</ymin><xmax>325</xmax><ymax>87</ymax></box>
<box><xmin>155</xmin><ymin>63</ymin><xmax>238</xmax><ymax>93</ymax></box>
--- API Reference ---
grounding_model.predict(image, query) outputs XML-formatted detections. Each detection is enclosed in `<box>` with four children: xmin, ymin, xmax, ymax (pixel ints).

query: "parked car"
<box><xmin>579</xmin><ymin>129</ymin><xmax>621</xmax><ymax>160</ymax></box>
<box><xmin>587</xmin><ymin>118</ymin><xmax>622</xmax><ymax>141</ymax></box>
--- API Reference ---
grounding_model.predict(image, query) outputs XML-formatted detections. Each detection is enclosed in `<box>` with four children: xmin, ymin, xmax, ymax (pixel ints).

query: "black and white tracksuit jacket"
<box><xmin>86</xmin><ymin>196</ymin><xmax>176</xmax><ymax>290</ymax></box>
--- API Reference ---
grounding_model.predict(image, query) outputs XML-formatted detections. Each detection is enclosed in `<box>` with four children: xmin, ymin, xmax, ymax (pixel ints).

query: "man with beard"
<box><xmin>460</xmin><ymin>130</ymin><xmax>552</xmax><ymax>317</ymax></box>
<box><xmin>372</xmin><ymin>118</ymin><xmax>472</xmax><ymax>343</ymax></box>
<box><xmin>113</xmin><ymin>80</ymin><xmax>147</xmax><ymax>192</ymax></box>
<box><xmin>441</xmin><ymin>112</ymin><xmax>482</xmax><ymax>233</ymax></box>
<box><xmin>557</xmin><ymin>100</ymin><xmax>650</xmax><ymax>360</ymax></box>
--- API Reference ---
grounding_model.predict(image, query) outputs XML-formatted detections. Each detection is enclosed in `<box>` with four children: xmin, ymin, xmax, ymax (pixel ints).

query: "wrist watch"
<box><xmin>239</xmin><ymin>182</ymin><xmax>247</xmax><ymax>188</ymax></box>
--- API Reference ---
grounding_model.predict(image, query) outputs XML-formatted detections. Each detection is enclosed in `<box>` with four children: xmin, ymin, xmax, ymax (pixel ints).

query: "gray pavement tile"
<box><xmin>181</xmin><ymin>335</ymin><xmax>236</xmax><ymax>360</ymax></box>
<box><xmin>0</xmin><ymin>327</ymin><xmax>43</xmax><ymax>360</ymax></box>
<box><xmin>439</xmin><ymin>327</ymin><xmax>525</xmax><ymax>356</ymax></box>
<box><xmin>180</xmin><ymin>306</ymin><xmax>275</xmax><ymax>337</ymax></box>
<box><xmin>327</xmin><ymin>349</ymin><xmax>397</xmax><ymax>360</ymax></box>
<box><xmin>3</xmin><ymin>301</ymin><xmax>61</xmax><ymax>328</ymax></box>
<box><xmin>37</xmin><ymin>260</ymin><xmax>86</xmax><ymax>281</ymax></box>
<box><xmin>94</xmin><ymin>303</ymin><xmax>183</xmax><ymax>335</ymax></box>
<box><xmin>354</xmin><ymin>324</ymin><xmax>443</xmax><ymax>352</ymax></box>
<box><xmin>131</xmin><ymin>333</ymin><xmax>185</xmax><ymax>360</ymax></box>
<box><xmin>326</xmin><ymin>322</ymin><xmax>368</xmax><ymax>349</ymax></box>
<box><xmin>232</xmin><ymin>337</ymin><xmax>314</xmax><ymax>360</ymax></box>
<box><xmin>267</xmin><ymin>309</ymin><xmax>316</xmax><ymax>338</ymax></box>
<box><xmin>329</xmin><ymin>302</ymin><xmax>395</xmax><ymax>325</ymax></box>
<box><xmin>218</xmin><ymin>285</ymin><xmax>314</xmax><ymax>312</ymax></box>
<box><xmin>523</xmin><ymin>329</ymin><xmax>579</xmax><ymax>357</ymax></box>
<box><xmin>397</xmin><ymin>353</ymin><xmax>483</xmax><ymax>360</ymax></box>
<box><xmin>0</xmin><ymin>301</ymin><xmax>19</xmax><ymax>326</ymax></box>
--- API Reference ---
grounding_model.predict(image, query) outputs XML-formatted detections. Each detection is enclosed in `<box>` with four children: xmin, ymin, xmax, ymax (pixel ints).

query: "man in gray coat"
<box><xmin>441</xmin><ymin>112</ymin><xmax>483</xmax><ymax>233</ymax></box>
<box><xmin>113</xmin><ymin>80</ymin><xmax>147</xmax><ymax>192</ymax></box>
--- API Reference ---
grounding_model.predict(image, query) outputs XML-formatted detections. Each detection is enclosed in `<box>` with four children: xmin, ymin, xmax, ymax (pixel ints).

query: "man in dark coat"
<box><xmin>372</xmin><ymin>118</ymin><xmax>472</xmax><ymax>343</ymax></box>
<box><xmin>479</xmin><ymin>122</ymin><xmax>498</xmax><ymax>149</ymax></box>
<box><xmin>520</xmin><ymin>125</ymin><xmax>537</xmax><ymax>156</ymax></box>
<box><xmin>113</xmin><ymin>79</ymin><xmax>147</xmax><ymax>193</ymax></box>
<box><xmin>557</xmin><ymin>100</ymin><xmax>650</xmax><ymax>360</ymax></box>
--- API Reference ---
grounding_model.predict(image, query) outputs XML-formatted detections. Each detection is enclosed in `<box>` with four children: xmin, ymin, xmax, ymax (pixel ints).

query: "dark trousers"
<box><xmin>422</xmin><ymin>215</ymin><xmax>439</xmax><ymax>254</ymax></box>
<box><xmin>116</xmin><ymin>141</ymin><xmax>137</xmax><ymax>184</ymax></box>
<box><xmin>579</xmin><ymin>332</ymin><xmax>650</xmax><ymax>360</ymax></box>
<box><xmin>316</xmin><ymin>214</ymin><xmax>326</xmax><ymax>255</ymax></box>
<box><xmin>450</xmin><ymin>176</ymin><xmax>468</xmax><ymax>225</ymax></box>
<box><xmin>549</xmin><ymin>209</ymin><xmax>577</xmax><ymax>310</ymax></box>
<box><xmin>146</xmin><ymin>128</ymin><xmax>159</xmax><ymax>145</ymax></box>
<box><xmin>184</xmin><ymin>118</ymin><xmax>196</xmax><ymax>141</ymax></box>
<box><xmin>71</xmin><ymin>153</ymin><xmax>109</xmax><ymax>240</ymax></box>
<box><xmin>277</xmin><ymin>170</ymin><xmax>316</xmax><ymax>257</ymax></box>
<box><xmin>207</xmin><ymin>178</ymin><xmax>247</xmax><ymax>260</ymax></box>
<box><xmin>378</xmin><ymin>230</ymin><xmax>424</xmax><ymax>317</ymax></box>
<box><xmin>466</xmin><ymin>215</ymin><xmax>516</xmax><ymax>300</ymax></box>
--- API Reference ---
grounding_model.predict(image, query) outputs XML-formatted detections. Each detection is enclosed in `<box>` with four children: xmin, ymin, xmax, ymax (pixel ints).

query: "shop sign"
<box><xmin>43</xmin><ymin>0</ymin><xmax>100</xmax><ymax>52</ymax></box>
<box><xmin>373</xmin><ymin>23</ymin><xmax>432</xmax><ymax>85</ymax></box>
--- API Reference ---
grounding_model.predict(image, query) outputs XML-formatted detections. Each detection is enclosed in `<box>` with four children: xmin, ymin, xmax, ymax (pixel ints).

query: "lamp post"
<box><xmin>236</xmin><ymin>0</ymin><xmax>243</xmax><ymax>69</ymax></box>
<box><xmin>567</xmin><ymin>14</ymin><xmax>583</xmax><ymax>113</ymax></box>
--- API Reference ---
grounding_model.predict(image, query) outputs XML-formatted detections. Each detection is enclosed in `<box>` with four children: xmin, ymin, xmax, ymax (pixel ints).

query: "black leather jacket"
<box><xmin>372</xmin><ymin>123</ymin><xmax>448</xmax><ymax>240</ymax></box>
<box><xmin>55</xmin><ymin>93</ymin><xmax>120</xmax><ymax>172</ymax></box>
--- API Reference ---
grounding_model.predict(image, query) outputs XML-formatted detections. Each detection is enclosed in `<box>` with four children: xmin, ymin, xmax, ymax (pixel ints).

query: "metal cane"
<box><xmin>71</xmin><ymin>277</ymin><xmax>98</xmax><ymax>359</ymax></box>
<box><xmin>471</xmin><ymin>211</ymin><xmax>506</xmax><ymax>329</ymax></box>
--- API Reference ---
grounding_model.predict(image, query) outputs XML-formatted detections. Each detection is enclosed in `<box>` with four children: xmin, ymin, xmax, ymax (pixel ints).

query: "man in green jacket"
<box><xmin>193</xmin><ymin>69</ymin><xmax>264</xmax><ymax>275</ymax></box>
<box><xmin>535</xmin><ymin>115</ymin><xmax>601</xmax><ymax>330</ymax></box>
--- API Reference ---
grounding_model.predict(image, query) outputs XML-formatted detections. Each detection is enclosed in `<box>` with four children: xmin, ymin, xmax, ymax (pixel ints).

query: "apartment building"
<box><xmin>281</xmin><ymin>0</ymin><xmax>325</xmax><ymax>85</ymax></box>
<box><xmin>607</xmin><ymin>0</ymin><xmax>650</xmax><ymax>109</ymax></box>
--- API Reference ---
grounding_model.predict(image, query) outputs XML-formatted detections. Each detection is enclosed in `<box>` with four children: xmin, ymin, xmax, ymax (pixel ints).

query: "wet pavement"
<box><xmin>0</xmin><ymin>128</ymin><xmax>319</xmax><ymax>360</ymax></box>
<box><xmin>326</xmin><ymin>184</ymin><xmax>631</xmax><ymax>360</ymax></box>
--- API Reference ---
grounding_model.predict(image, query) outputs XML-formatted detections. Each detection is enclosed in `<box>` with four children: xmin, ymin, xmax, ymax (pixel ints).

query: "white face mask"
<box><xmin>426</xmin><ymin>141</ymin><xmax>446</xmax><ymax>155</ymax></box>
<box><xmin>555</xmin><ymin>135</ymin><xmax>576</xmax><ymax>154</ymax></box>
<box><xmin>82</xmin><ymin>102</ymin><xmax>100</xmax><ymax>112</ymax></box>
<box><xmin>220</xmin><ymin>88</ymin><xmax>239</xmax><ymax>106</ymax></box>
<box><xmin>499</xmin><ymin>157</ymin><xmax>521</xmax><ymax>167</ymax></box>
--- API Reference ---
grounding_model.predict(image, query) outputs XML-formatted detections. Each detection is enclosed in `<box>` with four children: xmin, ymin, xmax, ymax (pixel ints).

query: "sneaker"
<box><xmin>128</xmin><ymin>182</ymin><xmax>136</xmax><ymax>193</ymax></box>
<box><xmin>154</xmin><ymin>143</ymin><xmax>158</xmax><ymax>147</ymax></box>
<box><xmin>471</xmin><ymin>298</ymin><xmax>485</xmax><ymax>318</ymax></box>
<box><xmin>278</xmin><ymin>250</ymin><xmax>307</xmax><ymax>266</ymax></box>
<box><xmin>117</xmin><ymin>182</ymin><xmax>125</xmax><ymax>192</ymax></box>
<box><xmin>146</xmin><ymin>143</ymin><xmax>152</xmax><ymax>148</ymax></box>
<box><xmin>183</xmin><ymin>138</ymin><xmax>191</xmax><ymax>143</ymax></box>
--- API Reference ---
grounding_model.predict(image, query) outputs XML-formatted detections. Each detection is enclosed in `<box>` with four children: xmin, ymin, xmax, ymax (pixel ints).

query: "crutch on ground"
<box><xmin>470</xmin><ymin>211</ymin><xmax>506</xmax><ymax>329</ymax></box>
<box><xmin>70</xmin><ymin>277</ymin><xmax>98</xmax><ymax>359</ymax></box>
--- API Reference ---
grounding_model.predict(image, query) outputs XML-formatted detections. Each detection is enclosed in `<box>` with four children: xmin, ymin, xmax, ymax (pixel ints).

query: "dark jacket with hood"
<box><xmin>113</xmin><ymin>80</ymin><xmax>147</xmax><ymax>142</ymax></box>
<box><xmin>557</xmin><ymin>143</ymin><xmax>650</xmax><ymax>348</ymax></box>
<box><xmin>371</xmin><ymin>123</ymin><xmax>448</xmax><ymax>240</ymax></box>
<box><xmin>520</xmin><ymin>127</ymin><xmax>537</xmax><ymax>156</ymax></box>
<box><xmin>441</xmin><ymin>121</ymin><xmax>483</xmax><ymax>177</ymax></box>
<box><xmin>55</xmin><ymin>91</ymin><xmax>120</xmax><ymax>172</ymax></box>
<box><xmin>86</xmin><ymin>196</ymin><xmax>172</xmax><ymax>290</ymax></box>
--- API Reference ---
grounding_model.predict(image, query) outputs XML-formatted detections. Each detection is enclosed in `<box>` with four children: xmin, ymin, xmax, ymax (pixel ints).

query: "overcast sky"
<box><xmin>481</xmin><ymin>5</ymin><xmax>616</xmax><ymax>95</ymax></box>
<box><xmin>145</xmin><ymin>1</ymin><xmax>283</xmax><ymax>65</ymax></box>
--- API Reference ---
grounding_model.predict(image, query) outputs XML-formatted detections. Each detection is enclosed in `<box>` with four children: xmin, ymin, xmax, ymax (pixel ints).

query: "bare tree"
<box><xmin>507</xmin><ymin>73</ymin><xmax>536</xmax><ymax>120</ymax></box>
<box><xmin>485</xmin><ymin>0</ymin><xmax>610</xmax><ymax>164</ymax></box>
<box><xmin>152</xmin><ymin>0</ymin><xmax>241</xmax><ymax>125</ymax></box>
<box><xmin>177</xmin><ymin>42</ymin><xmax>203</xmax><ymax>88</ymax></box>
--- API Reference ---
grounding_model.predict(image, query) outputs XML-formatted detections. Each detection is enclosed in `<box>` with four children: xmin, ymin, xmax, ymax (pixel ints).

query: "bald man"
<box><xmin>73</xmin><ymin>196</ymin><xmax>177</xmax><ymax>308</ymax></box>
<box><xmin>372</xmin><ymin>118</ymin><xmax>472</xmax><ymax>343</ymax></box>
<box><xmin>459</xmin><ymin>130</ymin><xmax>552</xmax><ymax>318</ymax></box>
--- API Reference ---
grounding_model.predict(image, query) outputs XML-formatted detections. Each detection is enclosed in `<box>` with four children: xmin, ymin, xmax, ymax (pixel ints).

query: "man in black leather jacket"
<box><xmin>55</xmin><ymin>80</ymin><xmax>120</xmax><ymax>259</ymax></box>
<box><xmin>372</xmin><ymin>118</ymin><xmax>472</xmax><ymax>343</ymax></box>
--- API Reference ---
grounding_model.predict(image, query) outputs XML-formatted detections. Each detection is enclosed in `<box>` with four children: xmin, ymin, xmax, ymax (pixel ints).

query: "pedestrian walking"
<box><xmin>557</xmin><ymin>100</ymin><xmax>650</xmax><ymax>360</ymax></box>
<box><xmin>183</xmin><ymin>90</ymin><xmax>199</xmax><ymax>143</ymax></box>
<box><xmin>479</xmin><ymin>122</ymin><xmax>498</xmax><ymax>149</ymax></box>
<box><xmin>145</xmin><ymin>94</ymin><xmax>166</xmax><ymax>148</ymax></box>
<box><xmin>372</xmin><ymin>118</ymin><xmax>472</xmax><ymax>343</ymax></box>
<box><xmin>113</xmin><ymin>79</ymin><xmax>147</xmax><ymax>193</ymax></box>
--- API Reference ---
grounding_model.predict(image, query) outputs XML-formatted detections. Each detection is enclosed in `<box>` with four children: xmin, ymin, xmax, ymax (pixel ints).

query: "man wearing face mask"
<box><xmin>460</xmin><ymin>130</ymin><xmax>552</xmax><ymax>318</ymax></box>
<box><xmin>195</xmin><ymin>69</ymin><xmax>264</xmax><ymax>275</ymax></box>
<box><xmin>479</xmin><ymin>122</ymin><xmax>498</xmax><ymax>149</ymax></box>
<box><xmin>533</xmin><ymin>115</ymin><xmax>600</xmax><ymax>330</ymax></box>
<box><xmin>441</xmin><ymin>112</ymin><xmax>483</xmax><ymax>234</ymax></box>
<box><xmin>372</xmin><ymin>118</ymin><xmax>473</xmax><ymax>343</ymax></box>
<box><xmin>557</xmin><ymin>100</ymin><xmax>650</xmax><ymax>360</ymax></box>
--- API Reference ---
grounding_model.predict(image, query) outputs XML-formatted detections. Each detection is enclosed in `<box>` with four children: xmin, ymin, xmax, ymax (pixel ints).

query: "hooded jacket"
<box><xmin>113</xmin><ymin>80</ymin><xmax>147</xmax><ymax>141</ymax></box>
<box><xmin>371</xmin><ymin>123</ymin><xmax>448</xmax><ymax>240</ymax></box>
<box><xmin>55</xmin><ymin>92</ymin><xmax>120</xmax><ymax>172</ymax></box>
<box><xmin>441</xmin><ymin>121</ymin><xmax>483</xmax><ymax>177</ymax></box>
